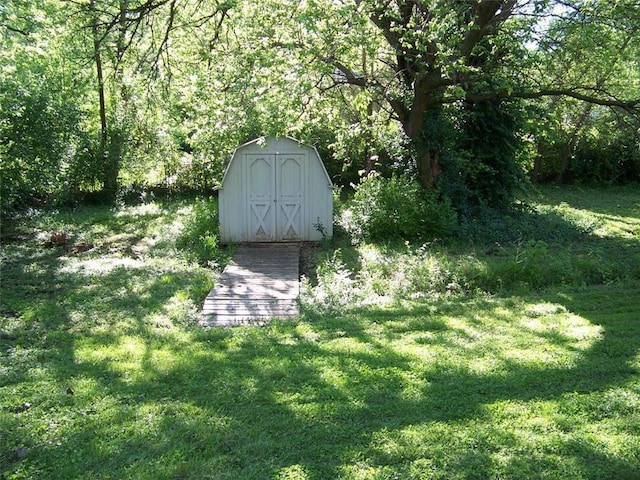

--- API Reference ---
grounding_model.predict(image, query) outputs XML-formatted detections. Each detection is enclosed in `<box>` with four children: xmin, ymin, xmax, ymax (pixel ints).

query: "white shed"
<box><xmin>219</xmin><ymin>136</ymin><xmax>333</xmax><ymax>243</ymax></box>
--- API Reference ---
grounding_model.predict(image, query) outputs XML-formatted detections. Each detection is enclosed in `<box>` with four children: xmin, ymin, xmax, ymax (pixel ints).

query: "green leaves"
<box><xmin>339</xmin><ymin>173</ymin><xmax>457</xmax><ymax>242</ymax></box>
<box><xmin>2</xmin><ymin>0</ymin><xmax>638</xmax><ymax>217</ymax></box>
<box><xmin>0</xmin><ymin>2</ymin><xmax>89</xmax><ymax>214</ymax></box>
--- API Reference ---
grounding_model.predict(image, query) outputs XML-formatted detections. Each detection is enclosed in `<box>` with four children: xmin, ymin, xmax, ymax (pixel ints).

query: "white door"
<box><xmin>244</xmin><ymin>153</ymin><xmax>305</xmax><ymax>242</ymax></box>
<box><xmin>276</xmin><ymin>154</ymin><xmax>304</xmax><ymax>241</ymax></box>
<box><xmin>246</xmin><ymin>154</ymin><xmax>276</xmax><ymax>241</ymax></box>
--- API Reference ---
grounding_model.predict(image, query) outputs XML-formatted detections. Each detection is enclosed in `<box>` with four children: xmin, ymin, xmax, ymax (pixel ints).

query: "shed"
<box><xmin>219</xmin><ymin>136</ymin><xmax>333</xmax><ymax>243</ymax></box>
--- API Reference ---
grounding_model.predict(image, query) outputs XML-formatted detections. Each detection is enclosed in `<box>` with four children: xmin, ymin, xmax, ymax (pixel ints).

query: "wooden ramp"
<box><xmin>200</xmin><ymin>244</ymin><xmax>300</xmax><ymax>326</ymax></box>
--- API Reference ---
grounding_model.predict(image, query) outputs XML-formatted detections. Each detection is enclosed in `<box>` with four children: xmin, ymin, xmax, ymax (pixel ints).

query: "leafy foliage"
<box><xmin>0</xmin><ymin>2</ymin><xmax>89</xmax><ymax>214</ymax></box>
<box><xmin>175</xmin><ymin>197</ymin><xmax>228</xmax><ymax>268</ymax></box>
<box><xmin>458</xmin><ymin>100</ymin><xmax>526</xmax><ymax>209</ymax></box>
<box><xmin>300</xmin><ymin>249</ymin><xmax>358</xmax><ymax>314</ymax></box>
<box><xmin>565</xmin><ymin>111</ymin><xmax>640</xmax><ymax>184</ymax></box>
<box><xmin>1</xmin><ymin>0</ymin><xmax>639</xmax><ymax>219</ymax></box>
<box><xmin>339</xmin><ymin>173</ymin><xmax>458</xmax><ymax>243</ymax></box>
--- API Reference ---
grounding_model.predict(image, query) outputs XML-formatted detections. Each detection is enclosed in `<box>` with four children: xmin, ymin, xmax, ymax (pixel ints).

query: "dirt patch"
<box><xmin>67</xmin><ymin>243</ymin><xmax>95</xmax><ymax>254</ymax></box>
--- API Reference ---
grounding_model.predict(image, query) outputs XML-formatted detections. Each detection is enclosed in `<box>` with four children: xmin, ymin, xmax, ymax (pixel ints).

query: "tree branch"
<box><xmin>460</xmin><ymin>0</ymin><xmax>517</xmax><ymax>61</ymax></box>
<box><xmin>322</xmin><ymin>55</ymin><xmax>410</xmax><ymax>123</ymax></box>
<box><xmin>1</xmin><ymin>23</ymin><xmax>30</xmax><ymax>36</ymax></box>
<box><xmin>464</xmin><ymin>88</ymin><xmax>640</xmax><ymax>110</ymax></box>
<box><xmin>323</xmin><ymin>56</ymin><xmax>367</xmax><ymax>87</ymax></box>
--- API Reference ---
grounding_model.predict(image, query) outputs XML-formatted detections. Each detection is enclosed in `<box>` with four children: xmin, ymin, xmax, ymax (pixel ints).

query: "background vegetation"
<box><xmin>1</xmin><ymin>0</ymin><xmax>639</xmax><ymax>218</ymax></box>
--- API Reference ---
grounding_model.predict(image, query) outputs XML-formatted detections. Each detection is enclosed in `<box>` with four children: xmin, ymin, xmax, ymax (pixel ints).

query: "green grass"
<box><xmin>1</xmin><ymin>186</ymin><xmax>639</xmax><ymax>479</ymax></box>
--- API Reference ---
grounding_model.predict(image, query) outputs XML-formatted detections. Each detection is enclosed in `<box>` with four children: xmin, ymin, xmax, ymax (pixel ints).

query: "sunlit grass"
<box><xmin>2</xmin><ymin>187</ymin><xmax>640</xmax><ymax>479</ymax></box>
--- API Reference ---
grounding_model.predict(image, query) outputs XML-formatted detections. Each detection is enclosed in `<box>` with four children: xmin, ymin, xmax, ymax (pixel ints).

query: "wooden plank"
<box><xmin>200</xmin><ymin>315</ymin><xmax>271</xmax><ymax>327</ymax></box>
<box><xmin>200</xmin><ymin>245</ymin><xmax>300</xmax><ymax>326</ymax></box>
<box><xmin>202</xmin><ymin>308</ymin><xmax>297</xmax><ymax>317</ymax></box>
<box><xmin>222</xmin><ymin>266</ymin><xmax>298</xmax><ymax>275</ymax></box>
<box><xmin>210</xmin><ymin>286</ymin><xmax>298</xmax><ymax>296</ymax></box>
<box><xmin>203</xmin><ymin>299</ymin><xmax>298</xmax><ymax>309</ymax></box>
<box><xmin>214</xmin><ymin>276</ymin><xmax>298</xmax><ymax>285</ymax></box>
<box><xmin>204</xmin><ymin>299</ymin><xmax>297</xmax><ymax>306</ymax></box>
<box><xmin>203</xmin><ymin>305</ymin><xmax>297</xmax><ymax>312</ymax></box>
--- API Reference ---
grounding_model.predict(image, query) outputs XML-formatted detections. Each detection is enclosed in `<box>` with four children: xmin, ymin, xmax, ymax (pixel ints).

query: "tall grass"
<box><xmin>304</xmin><ymin>185</ymin><xmax>640</xmax><ymax>309</ymax></box>
<box><xmin>175</xmin><ymin>197</ymin><xmax>229</xmax><ymax>268</ymax></box>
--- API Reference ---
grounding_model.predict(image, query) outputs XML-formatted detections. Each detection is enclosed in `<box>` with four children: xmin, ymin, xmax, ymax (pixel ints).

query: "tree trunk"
<box><xmin>90</xmin><ymin>0</ymin><xmax>118</xmax><ymax>201</ymax></box>
<box><xmin>532</xmin><ymin>144</ymin><xmax>544</xmax><ymax>183</ymax></box>
<box><xmin>90</xmin><ymin>1</ymin><xmax>109</xmax><ymax>192</ymax></box>
<box><xmin>554</xmin><ymin>104</ymin><xmax>593</xmax><ymax>183</ymax></box>
<box><xmin>402</xmin><ymin>87</ymin><xmax>443</xmax><ymax>189</ymax></box>
<box><xmin>416</xmin><ymin>149</ymin><xmax>442</xmax><ymax>188</ymax></box>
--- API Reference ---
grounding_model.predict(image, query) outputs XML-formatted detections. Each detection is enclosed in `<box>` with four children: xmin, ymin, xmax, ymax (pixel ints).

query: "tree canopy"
<box><xmin>1</xmin><ymin>0</ymin><xmax>639</xmax><ymax>215</ymax></box>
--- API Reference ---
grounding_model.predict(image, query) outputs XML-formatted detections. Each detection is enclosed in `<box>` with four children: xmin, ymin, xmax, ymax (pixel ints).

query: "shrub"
<box><xmin>176</xmin><ymin>197</ymin><xmax>227</xmax><ymax>267</ymax></box>
<box><xmin>300</xmin><ymin>249</ymin><xmax>360</xmax><ymax>314</ymax></box>
<box><xmin>339</xmin><ymin>173</ymin><xmax>457</xmax><ymax>243</ymax></box>
<box><xmin>0</xmin><ymin>73</ymin><xmax>86</xmax><ymax>215</ymax></box>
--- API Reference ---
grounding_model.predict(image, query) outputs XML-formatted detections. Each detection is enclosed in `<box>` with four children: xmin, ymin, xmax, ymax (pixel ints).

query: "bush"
<box><xmin>300</xmin><ymin>249</ymin><xmax>360</xmax><ymax>314</ymax></box>
<box><xmin>0</xmin><ymin>74</ymin><xmax>86</xmax><ymax>215</ymax></box>
<box><xmin>339</xmin><ymin>173</ymin><xmax>457</xmax><ymax>243</ymax></box>
<box><xmin>176</xmin><ymin>197</ymin><xmax>227</xmax><ymax>267</ymax></box>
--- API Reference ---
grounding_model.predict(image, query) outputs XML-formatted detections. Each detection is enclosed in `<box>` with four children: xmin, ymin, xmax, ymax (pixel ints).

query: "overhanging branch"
<box><xmin>465</xmin><ymin>88</ymin><xmax>640</xmax><ymax>110</ymax></box>
<box><xmin>323</xmin><ymin>56</ymin><xmax>410</xmax><ymax>123</ymax></box>
<box><xmin>2</xmin><ymin>23</ymin><xmax>30</xmax><ymax>36</ymax></box>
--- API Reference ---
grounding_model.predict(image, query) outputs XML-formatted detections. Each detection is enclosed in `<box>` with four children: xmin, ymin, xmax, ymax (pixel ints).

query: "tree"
<box><xmin>305</xmin><ymin>0</ymin><xmax>640</xmax><ymax>193</ymax></box>
<box><xmin>0</xmin><ymin>0</ymin><xmax>88</xmax><ymax>213</ymax></box>
<box><xmin>530</xmin><ymin>1</ymin><xmax>640</xmax><ymax>183</ymax></box>
<box><xmin>4</xmin><ymin>0</ymin><xmax>638</xmax><ymax>213</ymax></box>
<box><xmin>63</xmin><ymin>0</ymin><xmax>232</xmax><ymax>200</ymax></box>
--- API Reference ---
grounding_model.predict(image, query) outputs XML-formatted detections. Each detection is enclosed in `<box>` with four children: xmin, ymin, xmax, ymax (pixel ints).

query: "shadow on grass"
<box><xmin>0</xmin><ymin>204</ymin><xmax>213</xmax><ymax>476</ymax></box>
<box><xmin>2</xmin><ymin>193</ymin><xmax>639</xmax><ymax>479</ymax></box>
<box><xmin>4</xmin><ymin>285</ymin><xmax>636</xmax><ymax>479</ymax></box>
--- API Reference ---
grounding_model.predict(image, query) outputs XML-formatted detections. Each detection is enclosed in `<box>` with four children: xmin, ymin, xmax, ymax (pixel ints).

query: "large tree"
<box><xmin>305</xmin><ymin>0</ymin><xmax>640</xmax><ymax>188</ymax></box>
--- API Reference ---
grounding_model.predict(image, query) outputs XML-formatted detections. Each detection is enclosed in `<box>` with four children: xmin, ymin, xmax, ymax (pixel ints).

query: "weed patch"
<box><xmin>305</xmin><ymin>186</ymin><xmax>640</xmax><ymax>308</ymax></box>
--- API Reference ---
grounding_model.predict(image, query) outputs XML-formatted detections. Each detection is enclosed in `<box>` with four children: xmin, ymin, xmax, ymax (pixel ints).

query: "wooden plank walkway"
<box><xmin>200</xmin><ymin>244</ymin><xmax>300</xmax><ymax>326</ymax></box>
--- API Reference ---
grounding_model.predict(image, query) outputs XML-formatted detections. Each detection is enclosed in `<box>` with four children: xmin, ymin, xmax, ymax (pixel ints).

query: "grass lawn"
<box><xmin>1</xmin><ymin>186</ymin><xmax>639</xmax><ymax>479</ymax></box>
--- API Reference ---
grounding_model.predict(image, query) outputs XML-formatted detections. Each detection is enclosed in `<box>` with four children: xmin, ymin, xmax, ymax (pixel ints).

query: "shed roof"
<box><xmin>220</xmin><ymin>136</ymin><xmax>332</xmax><ymax>187</ymax></box>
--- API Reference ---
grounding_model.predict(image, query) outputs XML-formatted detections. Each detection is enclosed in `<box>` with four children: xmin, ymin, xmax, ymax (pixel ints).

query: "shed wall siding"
<box><xmin>219</xmin><ymin>152</ymin><xmax>246</xmax><ymax>242</ymax></box>
<box><xmin>219</xmin><ymin>137</ymin><xmax>332</xmax><ymax>243</ymax></box>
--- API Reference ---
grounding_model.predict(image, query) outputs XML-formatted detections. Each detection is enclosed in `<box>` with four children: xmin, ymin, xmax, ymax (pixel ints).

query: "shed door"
<box><xmin>277</xmin><ymin>154</ymin><xmax>304</xmax><ymax>241</ymax></box>
<box><xmin>246</xmin><ymin>154</ymin><xmax>276</xmax><ymax>241</ymax></box>
<box><xmin>245</xmin><ymin>153</ymin><xmax>305</xmax><ymax>242</ymax></box>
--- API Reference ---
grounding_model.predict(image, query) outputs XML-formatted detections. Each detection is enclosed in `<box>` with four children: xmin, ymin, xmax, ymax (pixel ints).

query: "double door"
<box><xmin>245</xmin><ymin>153</ymin><xmax>305</xmax><ymax>242</ymax></box>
